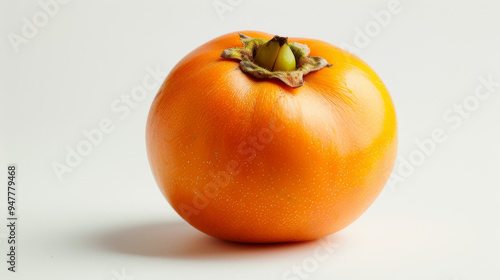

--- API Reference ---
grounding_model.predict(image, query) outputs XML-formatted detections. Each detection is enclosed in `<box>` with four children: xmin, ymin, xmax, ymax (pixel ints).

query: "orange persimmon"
<box><xmin>146</xmin><ymin>31</ymin><xmax>397</xmax><ymax>243</ymax></box>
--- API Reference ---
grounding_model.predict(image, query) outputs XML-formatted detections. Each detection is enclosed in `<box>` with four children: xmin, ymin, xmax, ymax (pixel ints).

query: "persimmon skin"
<box><xmin>146</xmin><ymin>31</ymin><xmax>397</xmax><ymax>243</ymax></box>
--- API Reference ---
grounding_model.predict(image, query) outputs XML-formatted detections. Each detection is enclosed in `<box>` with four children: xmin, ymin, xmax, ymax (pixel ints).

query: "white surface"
<box><xmin>1</xmin><ymin>0</ymin><xmax>500</xmax><ymax>279</ymax></box>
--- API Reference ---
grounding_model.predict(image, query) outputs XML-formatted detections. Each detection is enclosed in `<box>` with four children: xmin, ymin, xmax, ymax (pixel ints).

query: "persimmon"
<box><xmin>146</xmin><ymin>31</ymin><xmax>397</xmax><ymax>243</ymax></box>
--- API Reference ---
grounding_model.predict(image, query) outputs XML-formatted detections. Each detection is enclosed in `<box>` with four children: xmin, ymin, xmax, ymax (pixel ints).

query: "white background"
<box><xmin>1</xmin><ymin>0</ymin><xmax>500</xmax><ymax>279</ymax></box>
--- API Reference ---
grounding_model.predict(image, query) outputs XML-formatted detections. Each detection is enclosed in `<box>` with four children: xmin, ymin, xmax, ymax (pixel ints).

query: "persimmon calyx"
<box><xmin>221</xmin><ymin>33</ymin><xmax>332</xmax><ymax>88</ymax></box>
